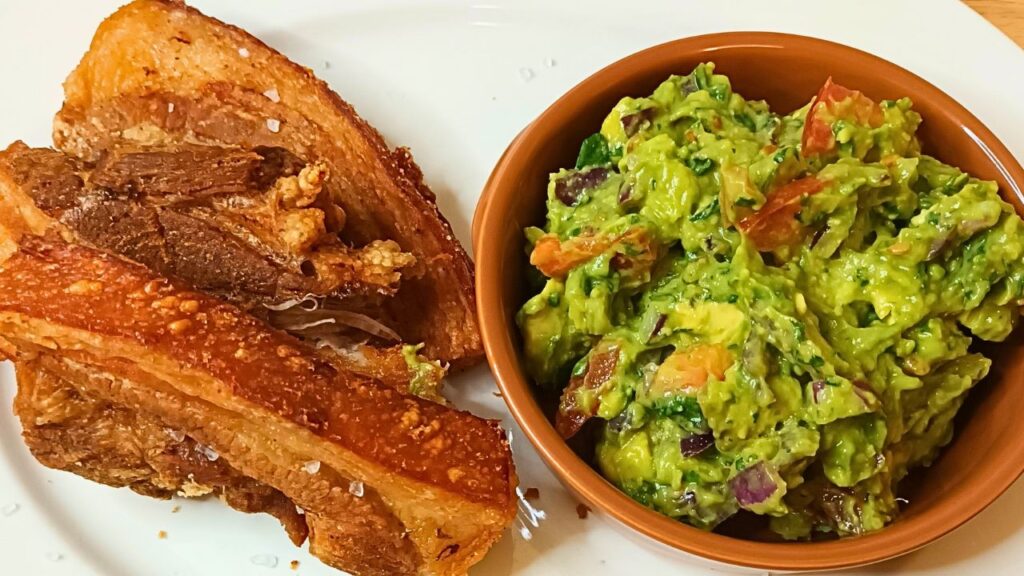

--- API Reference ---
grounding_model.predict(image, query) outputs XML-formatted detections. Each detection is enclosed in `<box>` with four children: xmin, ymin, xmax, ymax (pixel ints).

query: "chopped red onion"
<box><xmin>554</xmin><ymin>167</ymin><xmax>611</xmax><ymax>206</ymax></box>
<box><xmin>811</xmin><ymin>380</ymin><xmax>826</xmax><ymax>404</ymax></box>
<box><xmin>679</xmin><ymin>433</ymin><xmax>715</xmax><ymax>457</ymax></box>
<box><xmin>730</xmin><ymin>462</ymin><xmax>779</xmax><ymax>508</ymax></box>
<box><xmin>621</xmin><ymin>108</ymin><xmax>656</xmax><ymax>137</ymax></box>
<box><xmin>618</xmin><ymin>181</ymin><xmax>633</xmax><ymax>204</ymax></box>
<box><xmin>926</xmin><ymin>230</ymin><xmax>951</xmax><ymax>260</ymax></box>
<box><xmin>648</xmin><ymin>314</ymin><xmax>667</xmax><ymax>340</ymax></box>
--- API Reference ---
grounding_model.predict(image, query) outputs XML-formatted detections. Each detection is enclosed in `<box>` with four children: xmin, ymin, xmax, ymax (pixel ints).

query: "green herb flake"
<box><xmin>575</xmin><ymin>133</ymin><xmax>612</xmax><ymax>169</ymax></box>
<box><xmin>686</xmin><ymin>155</ymin><xmax>715</xmax><ymax>176</ymax></box>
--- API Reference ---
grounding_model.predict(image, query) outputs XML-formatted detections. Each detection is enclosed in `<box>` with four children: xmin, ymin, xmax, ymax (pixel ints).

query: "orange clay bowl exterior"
<box><xmin>473</xmin><ymin>32</ymin><xmax>1024</xmax><ymax>571</ymax></box>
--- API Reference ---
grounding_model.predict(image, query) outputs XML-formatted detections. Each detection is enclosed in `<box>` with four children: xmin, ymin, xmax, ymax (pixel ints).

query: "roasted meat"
<box><xmin>15</xmin><ymin>360</ymin><xmax>309</xmax><ymax>545</ymax></box>
<box><xmin>0</xmin><ymin>1</ymin><xmax>510</xmax><ymax>574</ymax></box>
<box><xmin>0</xmin><ymin>142</ymin><xmax>414</xmax><ymax>307</ymax></box>
<box><xmin>53</xmin><ymin>0</ymin><xmax>481</xmax><ymax>366</ymax></box>
<box><xmin>0</xmin><ymin>235</ymin><xmax>515</xmax><ymax>576</ymax></box>
<box><xmin>0</xmin><ymin>141</ymin><xmax>447</xmax><ymax>400</ymax></box>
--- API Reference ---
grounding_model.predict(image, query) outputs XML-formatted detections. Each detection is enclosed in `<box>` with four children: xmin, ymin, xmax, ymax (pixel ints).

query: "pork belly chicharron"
<box><xmin>0</xmin><ymin>142</ymin><xmax>447</xmax><ymax>399</ymax></box>
<box><xmin>0</xmin><ymin>2</ymin><xmax>504</xmax><ymax>573</ymax></box>
<box><xmin>52</xmin><ymin>0</ymin><xmax>482</xmax><ymax>367</ymax></box>
<box><xmin>0</xmin><ymin>236</ymin><xmax>515</xmax><ymax>576</ymax></box>
<box><xmin>15</xmin><ymin>360</ymin><xmax>309</xmax><ymax>545</ymax></box>
<box><xmin>0</xmin><ymin>142</ymin><xmax>413</xmax><ymax>308</ymax></box>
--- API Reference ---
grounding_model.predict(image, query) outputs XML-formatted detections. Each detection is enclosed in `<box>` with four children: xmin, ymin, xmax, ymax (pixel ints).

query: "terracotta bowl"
<box><xmin>473</xmin><ymin>32</ymin><xmax>1024</xmax><ymax>571</ymax></box>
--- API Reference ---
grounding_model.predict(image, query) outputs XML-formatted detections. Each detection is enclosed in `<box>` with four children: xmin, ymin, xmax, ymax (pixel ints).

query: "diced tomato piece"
<box><xmin>802</xmin><ymin>109</ymin><xmax>835</xmax><ymax>156</ymax></box>
<box><xmin>737</xmin><ymin>176</ymin><xmax>826</xmax><ymax>251</ymax></box>
<box><xmin>530</xmin><ymin>233</ymin><xmax>611</xmax><ymax>278</ymax></box>
<box><xmin>648</xmin><ymin>344</ymin><xmax>732</xmax><ymax>398</ymax></box>
<box><xmin>556</xmin><ymin>346</ymin><xmax>619</xmax><ymax>439</ymax></box>
<box><xmin>530</xmin><ymin>227</ymin><xmax>654</xmax><ymax>278</ymax></box>
<box><xmin>801</xmin><ymin>77</ymin><xmax>884</xmax><ymax>157</ymax></box>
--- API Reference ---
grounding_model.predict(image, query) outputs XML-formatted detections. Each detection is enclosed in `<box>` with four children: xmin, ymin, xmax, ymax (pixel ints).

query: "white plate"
<box><xmin>2</xmin><ymin>1</ymin><xmax>1023</xmax><ymax>574</ymax></box>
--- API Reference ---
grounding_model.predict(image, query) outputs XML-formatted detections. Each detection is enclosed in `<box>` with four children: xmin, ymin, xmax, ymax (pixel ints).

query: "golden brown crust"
<box><xmin>33</xmin><ymin>352</ymin><xmax>425</xmax><ymax>575</ymax></box>
<box><xmin>53</xmin><ymin>0</ymin><xmax>482</xmax><ymax>366</ymax></box>
<box><xmin>14</xmin><ymin>359</ymin><xmax>310</xmax><ymax>545</ymax></box>
<box><xmin>0</xmin><ymin>237</ymin><xmax>510</xmax><ymax>506</ymax></box>
<box><xmin>0</xmin><ymin>235</ymin><xmax>514</xmax><ymax>575</ymax></box>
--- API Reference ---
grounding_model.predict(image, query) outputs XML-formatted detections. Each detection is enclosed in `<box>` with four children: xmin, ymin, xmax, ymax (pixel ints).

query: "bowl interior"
<box><xmin>476</xmin><ymin>32</ymin><xmax>1024</xmax><ymax>571</ymax></box>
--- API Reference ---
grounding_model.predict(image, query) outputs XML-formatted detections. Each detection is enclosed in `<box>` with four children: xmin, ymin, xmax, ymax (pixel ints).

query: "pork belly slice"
<box><xmin>52</xmin><ymin>0</ymin><xmax>481</xmax><ymax>366</ymax></box>
<box><xmin>0</xmin><ymin>236</ymin><xmax>515</xmax><ymax>576</ymax></box>
<box><xmin>0</xmin><ymin>142</ymin><xmax>414</xmax><ymax>307</ymax></box>
<box><xmin>15</xmin><ymin>359</ymin><xmax>308</xmax><ymax>545</ymax></box>
<box><xmin>0</xmin><ymin>142</ymin><xmax>445</xmax><ymax>399</ymax></box>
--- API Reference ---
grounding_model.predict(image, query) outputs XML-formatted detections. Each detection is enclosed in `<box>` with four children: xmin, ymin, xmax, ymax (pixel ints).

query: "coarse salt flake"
<box><xmin>195</xmin><ymin>443</ymin><xmax>219</xmax><ymax>462</ymax></box>
<box><xmin>263</xmin><ymin>88</ymin><xmax>280</xmax><ymax>103</ymax></box>
<box><xmin>348</xmin><ymin>480</ymin><xmax>364</xmax><ymax>498</ymax></box>
<box><xmin>266</xmin><ymin>118</ymin><xmax>281</xmax><ymax>133</ymax></box>
<box><xmin>302</xmin><ymin>460</ymin><xmax>321</xmax><ymax>474</ymax></box>
<box><xmin>238</xmin><ymin>47</ymin><xmax>250</xmax><ymax>58</ymax></box>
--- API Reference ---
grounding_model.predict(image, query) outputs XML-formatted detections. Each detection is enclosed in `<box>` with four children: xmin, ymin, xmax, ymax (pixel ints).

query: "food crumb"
<box><xmin>492</xmin><ymin>390</ymin><xmax>503</xmax><ymax>398</ymax></box>
<box><xmin>171</xmin><ymin>505</ymin><xmax>181</xmax><ymax>513</ymax></box>
<box><xmin>167</xmin><ymin>318</ymin><xmax>192</xmax><ymax>335</ymax></box>
<box><xmin>290</xmin><ymin>560</ymin><xmax>300</xmax><ymax>570</ymax></box>
<box><xmin>576</xmin><ymin>503</ymin><xmax>591</xmax><ymax>519</ymax></box>
<box><xmin>158</xmin><ymin>530</ymin><xmax>168</xmax><ymax>539</ymax></box>
<box><xmin>45</xmin><ymin>552</ymin><xmax>63</xmax><ymax>562</ymax></box>
<box><xmin>523</xmin><ymin>487</ymin><xmax>540</xmax><ymax>501</ymax></box>
<box><xmin>1</xmin><ymin>502</ymin><xmax>20</xmax><ymax>516</ymax></box>
<box><xmin>518</xmin><ymin>67</ymin><xmax>535</xmax><ymax>82</ymax></box>
<box><xmin>544</xmin><ymin>57</ymin><xmax>557</xmax><ymax>68</ymax></box>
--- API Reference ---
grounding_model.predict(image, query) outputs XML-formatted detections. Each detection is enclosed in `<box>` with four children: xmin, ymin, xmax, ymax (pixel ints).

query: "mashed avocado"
<box><xmin>402</xmin><ymin>343</ymin><xmax>446</xmax><ymax>402</ymax></box>
<box><xmin>517</xmin><ymin>63</ymin><xmax>1024</xmax><ymax>539</ymax></box>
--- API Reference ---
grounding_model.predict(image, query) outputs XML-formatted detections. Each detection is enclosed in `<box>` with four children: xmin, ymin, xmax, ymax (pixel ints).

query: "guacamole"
<box><xmin>517</xmin><ymin>63</ymin><xmax>1024</xmax><ymax>539</ymax></box>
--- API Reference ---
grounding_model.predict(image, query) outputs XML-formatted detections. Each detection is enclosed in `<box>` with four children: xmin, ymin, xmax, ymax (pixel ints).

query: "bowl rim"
<box><xmin>475</xmin><ymin>31</ymin><xmax>1024</xmax><ymax>571</ymax></box>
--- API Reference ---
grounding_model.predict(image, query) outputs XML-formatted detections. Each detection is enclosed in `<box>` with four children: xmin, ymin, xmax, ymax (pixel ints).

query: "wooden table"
<box><xmin>966</xmin><ymin>0</ymin><xmax>1024</xmax><ymax>47</ymax></box>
